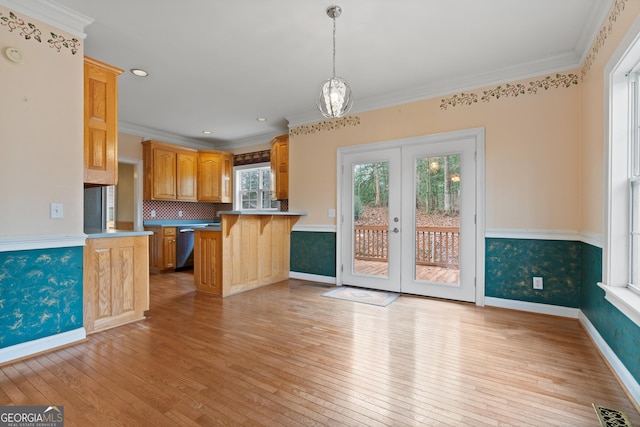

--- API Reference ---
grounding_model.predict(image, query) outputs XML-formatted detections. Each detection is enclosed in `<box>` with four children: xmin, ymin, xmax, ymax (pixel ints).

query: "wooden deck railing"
<box><xmin>354</xmin><ymin>225</ymin><xmax>460</xmax><ymax>268</ymax></box>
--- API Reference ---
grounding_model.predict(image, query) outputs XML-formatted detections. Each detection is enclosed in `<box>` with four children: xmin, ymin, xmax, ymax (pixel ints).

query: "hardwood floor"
<box><xmin>1</xmin><ymin>271</ymin><xmax>639</xmax><ymax>426</ymax></box>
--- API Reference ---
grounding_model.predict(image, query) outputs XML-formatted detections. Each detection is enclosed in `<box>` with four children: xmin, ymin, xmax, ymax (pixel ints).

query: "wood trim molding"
<box><xmin>0</xmin><ymin>234</ymin><xmax>87</xmax><ymax>252</ymax></box>
<box><xmin>0</xmin><ymin>328</ymin><xmax>86</xmax><ymax>366</ymax></box>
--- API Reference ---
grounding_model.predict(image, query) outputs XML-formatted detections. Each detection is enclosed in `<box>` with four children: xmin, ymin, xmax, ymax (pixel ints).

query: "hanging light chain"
<box><xmin>332</xmin><ymin>15</ymin><xmax>337</xmax><ymax>79</ymax></box>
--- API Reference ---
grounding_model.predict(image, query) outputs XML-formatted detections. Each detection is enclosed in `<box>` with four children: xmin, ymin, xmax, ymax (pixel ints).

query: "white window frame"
<box><xmin>600</xmin><ymin>18</ymin><xmax>640</xmax><ymax>328</ymax></box>
<box><xmin>233</xmin><ymin>162</ymin><xmax>275</xmax><ymax>211</ymax></box>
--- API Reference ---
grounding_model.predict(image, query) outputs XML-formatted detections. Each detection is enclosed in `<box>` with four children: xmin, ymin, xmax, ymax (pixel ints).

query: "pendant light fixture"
<box><xmin>317</xmin><ymin>5</ymin><xmax>353</xmax><ymax>118</ymax></box>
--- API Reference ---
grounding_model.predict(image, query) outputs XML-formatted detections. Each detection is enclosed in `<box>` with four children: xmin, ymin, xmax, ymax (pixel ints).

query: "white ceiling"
<box><xmin>47</xmin><ymin>0</ymin><xmax>609</xmax><ymax>148</ymax></box>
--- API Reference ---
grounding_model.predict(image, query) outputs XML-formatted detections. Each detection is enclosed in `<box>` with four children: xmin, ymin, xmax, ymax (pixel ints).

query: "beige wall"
<box><xmin>290</xmin><ymin>76</ymin><xmax>581</xmax><ymax>230</ymax></box>
<box><xmin>118</xmin><ymin>132</ymin><xmax>144</xmax><ymax>160</ymax></box>
<box><xmin>580</xmin><ymin>1</ymin><xmax>640</xmax><ymax>236</ymax></box>
<box><xmin>0</xmin><ymin>6</ymin><xmax>83</xmax><ymax>237</ymax></box>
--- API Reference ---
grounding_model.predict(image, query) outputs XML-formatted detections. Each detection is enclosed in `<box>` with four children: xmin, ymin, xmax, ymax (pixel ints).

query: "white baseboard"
<box><xmin>579</xmin><ymin>311</ymin><xmax>640</xmax><ymax>406</ymax></box>
<box><xmin>0</xmin><ymin>328</ymin><xmax>86</xmax><ymax>365</ymax></box>
<box><xmin>484</xmin><ymin>297</ymin><xmax>580</xmax><ymax>318</ymax></box>
<box><xmin>289</xmin><ymin>271</ymin><xmax>336</xmax><ymax>285</ymax></box>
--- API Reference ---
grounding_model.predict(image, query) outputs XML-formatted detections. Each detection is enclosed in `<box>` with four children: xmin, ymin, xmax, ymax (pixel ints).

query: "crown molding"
<box><xmin>577</xmin><ymin>0</ymin><xmax>615</xmax><ymax>64</ymax></box>
<box><xmin>119</xmin><ymin>122</ymin><xmax>281</xmax><ymax>151</ymax></box>
<box><xmin>118</xmin><ymin>122</ymin><xmax>214</xmax><ymax>150</ymax></box>
<box><xmin>0</xmin><ymin>0</ymin><xmax>93</xmax><ymax>38</ymax></box>
<box><xmin>287</xmin><ymin>51</ymin><xmax>580</xmax><ymax>128</ymax></box>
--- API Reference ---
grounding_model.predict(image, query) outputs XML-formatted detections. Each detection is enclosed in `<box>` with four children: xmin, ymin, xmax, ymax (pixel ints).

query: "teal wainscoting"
<box><xmin>580</xmin><ymin>242</ymin><xmax>640</xmax><ymax>384</ymax></box>
<box><xmin>486</xmin><ymin>238</ymin><xmax>581</xmax><ymax>307</ymax></box>
<box><xmin>0</xmin><ymin>246</ymin><xmax>83</xmax><ymax>348</ymax></box>
<box><xmin>290</xmin><ymin>231</ymin><xmax>336</xmax><ymax>277</ymax></box>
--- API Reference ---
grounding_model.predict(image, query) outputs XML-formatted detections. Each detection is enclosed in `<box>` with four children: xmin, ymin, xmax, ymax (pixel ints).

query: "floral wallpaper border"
<box><xmin>581</xmin><ymin>0</ymin><xmax>628</xmax><ymax>81</ymax></box>
<box><xmin>0</xmin><ymin>10</ymin><xmax>80</xmax><ymax>55</ymax></box>
<box><xmin>441</xmin><ymin>0</ymin><xmax>627</xmax><ymax>110</ymax></box>
<box><xmin>440</xmin><ymin>73</ymin><xmax>579</xmax><ymax>110</ymax></box>
<box><xmin>290</xmin><ymin>115</ymin><xmax>361</xmax><ymax>136</ymax></box>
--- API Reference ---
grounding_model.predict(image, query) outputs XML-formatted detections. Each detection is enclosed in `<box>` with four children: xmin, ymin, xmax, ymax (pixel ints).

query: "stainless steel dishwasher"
<box><xmin>176</xmin><ymin>225</ymin><xmax>205</xmax><ymax>269</ymax></box>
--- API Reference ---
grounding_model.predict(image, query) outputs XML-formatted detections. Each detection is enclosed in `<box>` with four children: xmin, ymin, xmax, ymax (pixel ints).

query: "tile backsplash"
<box><xmin>143</xmin><ymin>200</ymin><xmax>230</xmax><ymax>220</ymax></box>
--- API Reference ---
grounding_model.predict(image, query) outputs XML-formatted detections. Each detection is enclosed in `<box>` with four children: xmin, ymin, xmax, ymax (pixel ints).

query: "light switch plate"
<box><xmin>50</xmin><ymin>203</ymin><xmax>63</xmax><ymax>219</ymax></box>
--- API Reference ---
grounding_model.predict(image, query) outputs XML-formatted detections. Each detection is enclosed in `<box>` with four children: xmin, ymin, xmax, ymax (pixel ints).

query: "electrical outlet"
<box><xmin>178</xmin><ymin>210</ymin><xmax>183</xmax><ymax>217</ymax></box>
<box><xmin>533</xmin><ymin>276</ymin><xmax>543</xmax><ymax>290</ymax></box>
<box><xmin>150</xmin><ymin>210</ymin><xmax>156</xmax><ymax>218</ymax></box>
<box><xmin>50</xmin><ymin>203</ymin><xmax>63</xmax><ymax>219</ymax></box>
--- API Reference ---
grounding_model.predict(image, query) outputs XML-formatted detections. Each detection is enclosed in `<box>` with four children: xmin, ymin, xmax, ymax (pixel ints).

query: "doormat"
<box><xmin>322</xmin><ymin>286</ymin><xmax>399</xmax><ymax>307</ymax></box>
<box><xmin>593</xmin><ymin>404</ymin><xmax>634</xmax><ymax>427</ymax></box>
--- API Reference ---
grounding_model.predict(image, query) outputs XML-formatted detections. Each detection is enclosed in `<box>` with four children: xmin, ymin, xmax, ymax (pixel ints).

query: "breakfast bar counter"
<box><xmin>194</xmin><ymin>211</ymin><xmax>305</xmax><ymax>297</ymax></box>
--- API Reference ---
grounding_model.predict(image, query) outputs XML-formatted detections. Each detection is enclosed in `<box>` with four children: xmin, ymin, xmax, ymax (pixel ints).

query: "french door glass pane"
<box><xmin>353</xmin><ymin>161</ymin><xmax>389</xmax><ymax>277</ymax></box>
<box><xmin>414</xmin><ymin>155</ymin><xmax>460</xmax><ymax>285</ymax></box>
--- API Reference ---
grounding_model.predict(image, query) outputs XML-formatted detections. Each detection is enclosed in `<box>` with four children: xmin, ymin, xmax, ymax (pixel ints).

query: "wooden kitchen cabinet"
<box><xmin>142</xmin><ymin>140</ymin><xmax>198</xmax><ymax>201</ymax></box>
<box><xmin>198</xmin><ymin>151</ymin><xmax>233</xmax><ymax>203</ymax></box>
<box><xmin>193</xmin><ymin>229</ymin><xmax>222</xmax><ymax>295</ymax></box>
<box><xmin>84</xmin><ymin>56</ymin><xmax>123</xmax><ymax>186</ymax></box>
<box><xmin>145</xmin><ymin>226</ymin><xmax>177</xmax><ymax>273</ymax></box>
<box><xmin>270</xmin><ymin>134</ymin><xmax>288</xmax><ymax>200</ymax></box>
<box><xmin>83</xmin><ymin>235</ymin><xmax>150</xmax><ymax>334</ymax></box>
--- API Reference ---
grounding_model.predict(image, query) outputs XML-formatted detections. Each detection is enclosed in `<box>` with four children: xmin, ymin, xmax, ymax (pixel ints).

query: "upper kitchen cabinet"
<box><xmin>198</xmin><ymin>151</ymin><xmax>233</xmax><ymax>203</ymax></box>
<box><xmin>84</xmin><ymin>57</ymin><xmax>123</xmax><ymax>186</ymax></box>
<box><xmin>270</xmin><ymin>134</ymin><xmax>289</xmax><ymax>200</ymax></box>
<box><xmin>142</xmin><ymin>140</ymin><xmax>198</xmax><ymax>201</ymax></box>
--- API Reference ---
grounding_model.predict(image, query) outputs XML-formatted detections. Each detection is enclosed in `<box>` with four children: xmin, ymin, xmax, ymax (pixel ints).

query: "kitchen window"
<box><xmin>233</xmin><ymin>163</ymin><xmax>274</xmax><ymax>211</ymax></box>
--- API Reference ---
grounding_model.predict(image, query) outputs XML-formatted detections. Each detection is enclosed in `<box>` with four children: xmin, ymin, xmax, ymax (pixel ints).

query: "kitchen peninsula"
<box><xmin>194</xmin><ymin>211</ymin><xmax>305</xmax><ymax>297</ymax></box>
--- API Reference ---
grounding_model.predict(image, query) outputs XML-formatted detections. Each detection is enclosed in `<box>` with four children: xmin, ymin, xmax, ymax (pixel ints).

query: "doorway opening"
<box><xmin>337</xmin><ymin>128</ymin><xmax>485</xmax><ymax>304</ymax></box>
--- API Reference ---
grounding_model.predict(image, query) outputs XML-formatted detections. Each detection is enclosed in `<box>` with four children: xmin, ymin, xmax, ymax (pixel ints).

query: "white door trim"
<box><xmin>336</xmin><ymin>127</ymin><xmax>485</xmax><ymax>306</ymax></box>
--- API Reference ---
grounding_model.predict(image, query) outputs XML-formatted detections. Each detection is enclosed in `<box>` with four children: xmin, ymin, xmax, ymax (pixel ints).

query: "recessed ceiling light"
<box><xmin>202</xmin><ymin>130</ymin><xmax>213</xmax><ymax>135</ymax></box>
<box><xmin>256</xmin><ymin>117</ymin><xmax>267</xmax><ymax>122</ymax></box>
<box><xmin>130</xmin><ymin>68</ymin><xmax>148</xmax><ymax>77</ymax></box>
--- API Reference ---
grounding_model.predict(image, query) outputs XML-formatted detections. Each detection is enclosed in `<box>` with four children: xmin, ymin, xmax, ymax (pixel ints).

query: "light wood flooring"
<box><xmin>1</xmin><ymin>271</ymin><xmax>639</xmax><ymax>426</ymax></box>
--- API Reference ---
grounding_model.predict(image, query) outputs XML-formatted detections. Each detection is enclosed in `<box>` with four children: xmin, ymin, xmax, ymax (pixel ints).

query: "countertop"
<box><xmin>85</xmin><ymin>229</ymin><xmax>153</xmax><ymax>238</ymax></box>
<box><xmin>143</xmin><ymin>219</ymin><xmax>219</xmax><ymax>227</ymax></box>
<box><xmin>219</xmin><ymin>211</ymin><xmax>307</xmax><ymax>216</ymax></box>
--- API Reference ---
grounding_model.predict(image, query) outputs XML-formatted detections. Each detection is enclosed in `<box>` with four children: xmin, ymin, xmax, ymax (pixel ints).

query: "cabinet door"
<box><xmin>270</xmin><ymin>136</ymin><xmax>288</xmax><ymax>200</ymax></box>
<box><xmin>198</xmin><ymin>152</ymin><xmax>222</xmax><ymax>202</ymax></box>
<box><xmin>84</xmin><ymin>58</ymin><xmax>122</xmax><ymax>185</ymax></box>
<box><xmin>220</xmin><ymin>152</ymin><xmax>233</xmax><ymax>203</ymax></box>
<box><xmin>194</xmin><ymin>231</ymin><xmax>222</xmax><ymax>295</ymax></box>
<box><xmin>153</xmin><ymin>148</ymin><xmax>177</xmax><ymax>199</ymax></box>
<box><xmin>177</xmin><ymin>152</ymin><xmax>198</xmax><ymax>201</ymax></box>
<box><xmin>84</xmin><ymin>236</ymin><xmax>149</xmax><ymax>334</ymax></box>
<box><xmin>162</xmin><ymin>228</ymin><xmax>177</xmax><ymax>269</ymax></box>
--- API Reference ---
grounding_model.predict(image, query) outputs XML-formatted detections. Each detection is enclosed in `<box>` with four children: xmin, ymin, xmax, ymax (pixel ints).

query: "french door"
<box><xmin>339</xmin><ymin>131</ymin><xmax>481</xmax><ymax>302</ymax></box>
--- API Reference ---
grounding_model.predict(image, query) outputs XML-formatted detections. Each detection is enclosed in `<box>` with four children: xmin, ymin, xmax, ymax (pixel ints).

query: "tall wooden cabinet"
<box><xmin>142</xmin><ymin>140</ymin><xmax>198</xmax><ymax>201</ymax></box>
<box><xmin>84</xmin><ymin>56</ymin><xmax>123</xmax><ymax>186</ymax></box>
<box><xmin>198</xmin><ymin>151</ymin><xmax>233</xmax><ymax>203</ymax></box>
<box><xmin>270</xmin><ymin>134</ymin><xmax>289</xmax><ymax>200</ymax></box>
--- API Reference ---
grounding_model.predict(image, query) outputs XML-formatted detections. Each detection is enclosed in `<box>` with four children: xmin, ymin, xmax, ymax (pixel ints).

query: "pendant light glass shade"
<box><xmin>317</xmin><ymin>5</ymin><xmax>353</xmax><ymax>118</ymax></box>
<box><xmin>317</xmin><ymin>76</ymin><xmax>353</xmax><ymax>118</ymax></box>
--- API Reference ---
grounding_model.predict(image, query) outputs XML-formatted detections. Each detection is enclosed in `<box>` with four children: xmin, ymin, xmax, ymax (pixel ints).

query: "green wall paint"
<box><xmin>0</xmin><ymin>246</ymin><xmax>84</xmax><ymax>348</ymax></box>
<box><xmin>486</xmin><ymin>238</ymin><xmax>581</xmax><ymax>307</ymax></box>
<box><xmin>580</xmin><ymin>243</ymin><xmax>640</xmax><ymax>384</ymax></box>
<box><xmin>291</xmin><ymin>231</ymin><xmax>336</xmax><ymax>277</ymax></box>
